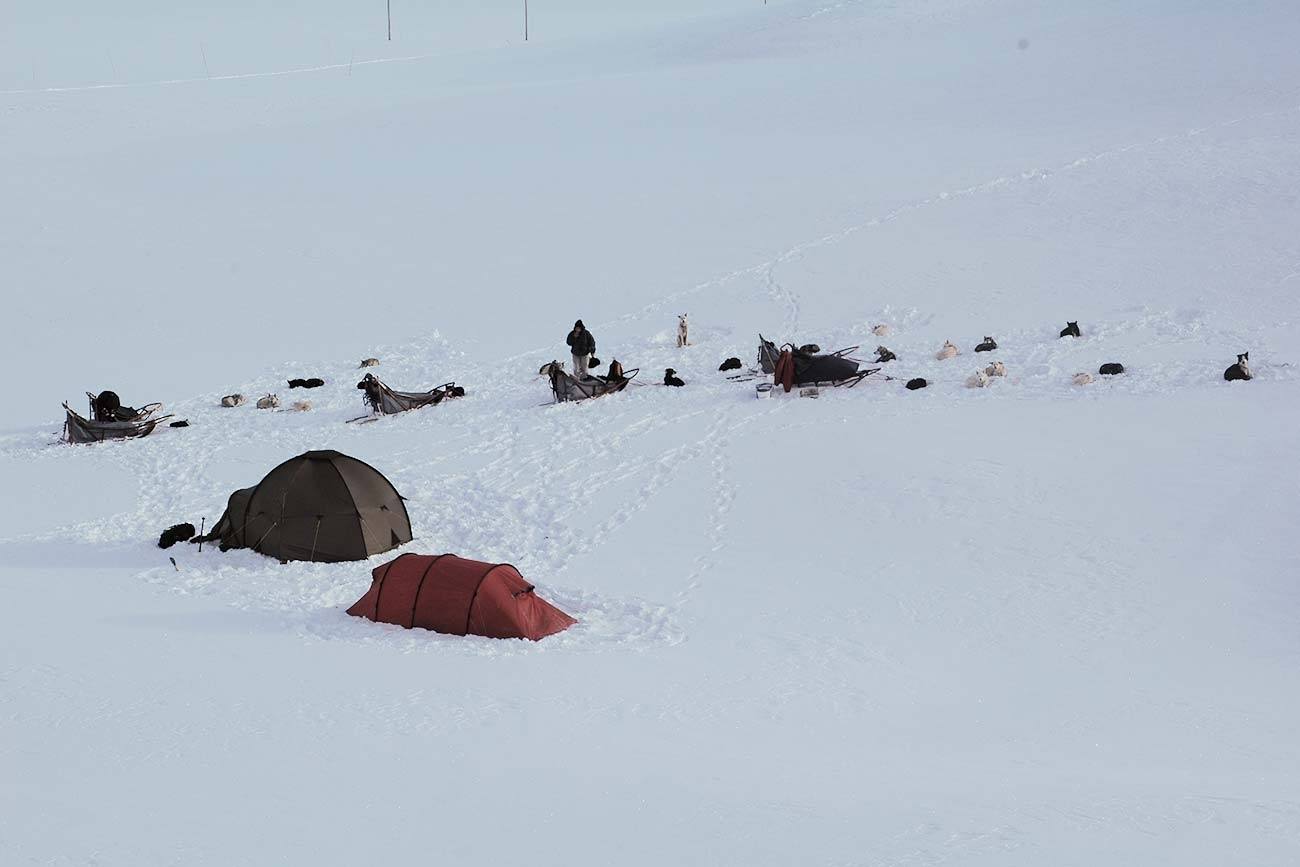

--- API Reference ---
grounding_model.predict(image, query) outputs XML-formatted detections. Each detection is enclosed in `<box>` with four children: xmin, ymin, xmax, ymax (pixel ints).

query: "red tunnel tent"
<box><xmin>347</xmin><ymin>554</ymin><xmax>576</xmax><ymax>641</ymax></box>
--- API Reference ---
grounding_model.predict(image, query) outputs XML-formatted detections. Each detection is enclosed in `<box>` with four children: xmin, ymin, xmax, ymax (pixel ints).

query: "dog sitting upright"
<box><xmin>935</xmin><ymin>340</ymin><xmax>959</xmax><ymax>360</ymax></box>
<box><xmin>676</xmin><ymin>314</ymin><xmax>690</xmax><ymax>348</ymax></box>
<box><xmin>1223</xmin><ymin>352</ymin><xmax>1251</xmax><ymax>382</ymax></box>
<box><xmin>1059</xmin><ymin>321</ymin><xmax>1081</xmax><ymax>338</ymax></box>
<box><xmin>663</xmin><ymin>368</ymin><xmax>685</xmax><ymax>387</ymax></box>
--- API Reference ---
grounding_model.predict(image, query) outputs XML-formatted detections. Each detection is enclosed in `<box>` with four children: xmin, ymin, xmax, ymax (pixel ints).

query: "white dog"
<box><xmin>256</xmin><ymin>393</ymin><xmax>280</xmax><ymax>409</ymax></box>
<box><xmin>676</xmin><ymin>314</ymin><xmax>690</xmax><ymax>348</ymax></box>
<box><xmin>220</xmin><ymin>393</ymin><xmax>245</xmax><ymax>407</ymax></box>
<box><xmin>871</xmin><ymin>323</ymin><xmax>891</xmax><ymax>337</ymax></box>
<box><xmin>935</xmin><ymin>340</ymin><xmax>959</xmax><ymax>361</ymax></box>
<box><xmin>985</xmin><ymin>360</ymin><xmax>1006</xmax><ymax>377</ymax></box>
<box><xmin>291</xmin><ymin>400</ymin><xmax>312</xmax><ymax>412</ymax></box>
<box><xmin>1072</xmin><ymin>372</ymin><xmax>1094</xmax><ymax>386</ymax></box>
<box><xmin>965</xmin><ymin>370</ymin><xmax>990</xmax><ymax>388</ymax></box>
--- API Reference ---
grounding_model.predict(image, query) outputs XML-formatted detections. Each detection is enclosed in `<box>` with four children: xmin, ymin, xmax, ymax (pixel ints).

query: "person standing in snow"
<box><xmin>566</xmin><ymin>320</ymin><xmax>596</xmax><ymax>379</ymax></box>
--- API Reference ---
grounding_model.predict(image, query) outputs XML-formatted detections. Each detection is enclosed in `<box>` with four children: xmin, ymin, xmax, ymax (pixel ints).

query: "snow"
<box><xmin>3</xmin><ymin>1</ymin><xmax>1300</xmax><ymax>863</ymax></box>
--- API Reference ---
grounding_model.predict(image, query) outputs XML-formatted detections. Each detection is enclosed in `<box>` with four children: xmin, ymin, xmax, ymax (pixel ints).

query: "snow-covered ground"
<box><xmin>3</xmin><ymin>1</ymin><xmax>1299</xmax><ymax>864</ymax></box>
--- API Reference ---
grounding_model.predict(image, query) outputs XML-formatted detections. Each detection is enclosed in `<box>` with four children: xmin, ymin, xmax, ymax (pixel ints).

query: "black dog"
<box><xmin>169</xmin><ymin>420</ymin><xmax>190</xmax><ymax>428</ymax></box>
<box><xmin>1224</xmin><ymin>352</ymin><xmax>1251</xmax><ymax>382</ymax></box>
<box><xmin>288</xmin><ymin>378</ymin><xmax>325</xmax><ymax>389</ymax></box>
<box><xmin>905</xmin><ymin>378</ymin><xmax>928</xmax><ymax>390</ymax></box>
<box><xmin>975</xmin><ymin>336</ymin><xmax>998</xmax><ymax>352</ymax></box>
<box><xmin>718</xmin><ymin>357</ymin><xmax>743</xmax><ymax>371</ymax></box>
<box><xmin>1099</xmin><ymin>363</ymin><xmax>1125</xmax><ymax>376</ymax></box>
<box><xmin>663</xmin><ymin>368</ymin><xmax>685</xmax><ymax>387</ymax></box>
<box><xmin>874</xmin><ymin>346</ymin><xmax>896</xmax><ymax>363</ymax></box>
<box><xmin>1059</xmin><ymin>321</ymin><xmax>1081</xmax><ymax>338</ymax></box>
<box><xmin>158</xmin><ymin>523</ymin><xmax>196</xmax><ymax>549</ymax></box>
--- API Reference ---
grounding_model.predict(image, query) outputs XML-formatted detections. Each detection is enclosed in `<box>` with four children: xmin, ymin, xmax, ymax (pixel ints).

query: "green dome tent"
<box><xmin>199</xmin><ymin>450</ymin><xmax>412</xmax><ymax>563</ymax></box>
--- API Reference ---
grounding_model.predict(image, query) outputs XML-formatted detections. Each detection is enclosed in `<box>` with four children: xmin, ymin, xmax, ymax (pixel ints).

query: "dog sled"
<box><xmin>757</xmin><ymin>335</ymin><xmax>876</xmax><ymax>391</ymax></box>
<box><xmin>544</xmin><ymin>361</ymin><xmax>639</xmax><ymax>403</ymax></box>
<box><xmin>62</xmin><ymin>391</ymin><xmax>169</xmax><ymax>444</ymax></box>
<box><xmin>355</xmin><ymin>373</ymin><xmax>465</xmax><ymax>417</ymax></box>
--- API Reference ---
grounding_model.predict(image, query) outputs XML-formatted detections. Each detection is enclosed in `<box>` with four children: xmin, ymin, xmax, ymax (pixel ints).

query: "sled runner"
<box><xmin>356</xmin><ymin>373</ymin><xmax>464</xmax><ymax>416</ymax></box>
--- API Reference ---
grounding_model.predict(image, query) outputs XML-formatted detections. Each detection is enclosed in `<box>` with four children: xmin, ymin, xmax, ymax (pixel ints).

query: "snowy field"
<box><xmin>3</xmin><ymin>1</ymin><xmax>1299</xmax><ymax>864</ymax></box>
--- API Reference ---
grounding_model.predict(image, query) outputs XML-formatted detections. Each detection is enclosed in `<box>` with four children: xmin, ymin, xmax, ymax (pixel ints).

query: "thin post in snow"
<box><xmin>200</xmin><ymin>42</ymin><xmax>210</xmax><ymax>77</ymax></box>
<box><xmin>524</xmin><ymin>0</ymin><xmax>529</xmax><ymax>41</ymax></box>
<box><xmin>348</xmin><ymin>51</ymin><xmax>355</xmax><ymax>77</ymax></box>
<box><xmin>387</xmin><ymin>0</ymin><xmax>392</xmax><ymax>41</ymax></box>
<box><xmin>108</xmin><ymin>49</ymin><xmax>117</xmax><ymax>79</ymax></box>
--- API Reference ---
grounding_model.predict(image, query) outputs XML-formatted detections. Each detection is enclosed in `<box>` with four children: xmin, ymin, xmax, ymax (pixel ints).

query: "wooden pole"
<box><xmin>525</xmin><ymin>0</ymin><xmax>529</xmax><ymax>41</ymax></box>
<box><xmin>387</xmin><ymin>0</ymin><xmax>392</xmax><ymax>41</ymax></box>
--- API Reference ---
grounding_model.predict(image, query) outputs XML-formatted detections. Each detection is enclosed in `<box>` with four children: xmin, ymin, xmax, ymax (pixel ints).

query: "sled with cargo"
<box><xmin>756</xmin><ymin>335</ymin><xmax>877</xmax><ymax>392</ymax></box>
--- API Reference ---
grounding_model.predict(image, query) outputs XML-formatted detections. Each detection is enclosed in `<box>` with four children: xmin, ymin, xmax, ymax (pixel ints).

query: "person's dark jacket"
<box><xmin>566</xmin><ymin>323</ymin><xmax>596</xmax><ymax>357</ymax></box>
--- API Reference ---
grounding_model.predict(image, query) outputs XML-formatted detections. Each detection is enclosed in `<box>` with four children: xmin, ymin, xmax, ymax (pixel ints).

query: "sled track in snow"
<box><xmin>597</xmin><ymin>101</ymin><xmax>1300</xmax><ymax>339</ymax></box>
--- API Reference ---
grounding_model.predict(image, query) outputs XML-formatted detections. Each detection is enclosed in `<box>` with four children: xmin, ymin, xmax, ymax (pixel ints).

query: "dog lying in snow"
<box><xmin>158</xmin><ymin>523</ymin><xmax>196</xmax><ymax>549</ymax></box>
<box><xmin>1099</xmin><ymin>362</ymin><xmax>1125</xmax><ymax>376</ymax></box>
<box><xmin>359</xmin><ymin>358</ymin><xmax>380</xmax><ymax>368</ymax></box>
<box><xmin>1072</xmin><ymin>372</ymin><xmax>1094</xmax><ymax>386</ymax></box>
<box><xmin>985</xmin><ymin>361</ymin><xmax>1006</xmax><ymax>377</ymax></box>
<box><xmin>975</xmin><ymin>336</ymin><xmax>998</xmax><ymax>352</ymax></box>
<box><xmin>220</xmin><ymin>394</ymin><xmax>245</xmax><ymax>407</ymax></box>
<box><xmin>874</xmin><ymin>346</ymin><xmax>896</xmax><ymax>363</ymax></box>
<box><xmin>1059</xmin><ymin>321</ymin><xmax>1081</xmax><ymax>338</ymax></box>
<box><xmin>872</xmin><ymin>324</ymin><xmax>891</xmax><ymax>337</ymax></box>
<box><xmin>663</xmin><ymin>368</ymin><xmax>685</xmax><ymax>387</ymax></box>
<box><xmin>291</xmin><ymin>400</ymin><xmax>312</xmax><ymax>412</ymax></box>
<box><xmin>965</xmin><ymin>370</ymin><xmax>990</xmax><ymax>388</ymax></box>
<box><xmin>1223</xmin><ymin>352</ymin><xmax>1251</xmax><ymax>382</ymax></box>
<box><xmin>288</xmin><ymin>378</ymin><xmax>324</xmax><ymax>389</ymax></box>
<box><xmin>676</xmin><ymin>314</ymin><xmax>690</xmax><ymax>348</ymax></box>
<box><xmin>718</xmin><ymin>357</ymin><xmax>743</xmax><ymax>371</ymax></box>
<box><xmin>905</xmin><ymin>378</ymin><xmax>928</xmax><ymax>390</ymax></box>
<box><xmin>256</xmin><ymin>394</ymin><xmax>280</xmax><ymax>409</ymax></box>
<box><xmin>935</xmin><ymin>341</ymin><xmax>959</xmax><ymax>360</ymax></box>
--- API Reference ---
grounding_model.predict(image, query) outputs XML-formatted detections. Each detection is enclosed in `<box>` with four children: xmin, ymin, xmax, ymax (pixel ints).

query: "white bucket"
<box><xmin>755</xmin><ymin>383</ymin><xmax>773</xmax><ymax>399</ymax></box>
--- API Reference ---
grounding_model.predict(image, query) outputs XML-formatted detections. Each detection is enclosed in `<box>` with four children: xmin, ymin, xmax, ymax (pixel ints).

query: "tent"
<box><xmin>347</xmin><ymin>553</ymin><xmax>576</xmax><ymax>640</ymax></box>
<box><xmin>199</xmin><ymin>450</ymin><xmax>412</xmax><ymax>562</ymax></box>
